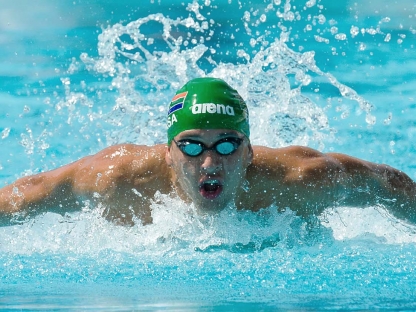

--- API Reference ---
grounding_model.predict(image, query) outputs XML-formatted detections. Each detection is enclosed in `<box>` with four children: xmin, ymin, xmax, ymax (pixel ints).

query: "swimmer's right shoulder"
<box><xmin>71</xmin><ymin>143</ymin><xmax>168</xmax><ymax>183</ymax></box>
<box><xmin>93</xmin><ymin>143</ymin><xmax>166</xmax><ymax>159</ymax></box>
<box><xmin>71</xmin><ymin>144</ymin><xmax>166</xmax><ymax>173</ymax></box>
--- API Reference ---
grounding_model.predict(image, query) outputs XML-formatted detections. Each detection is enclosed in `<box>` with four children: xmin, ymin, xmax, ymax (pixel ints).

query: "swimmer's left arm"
<box><xmin>325</xmin><ymin>152</ymin><xmax>416</xmax><ymax>223</ymax></box>
<box><xmin>261</xmin><ymin>146</ymin><xmax>416</xmax><ymax>223</ymax></box>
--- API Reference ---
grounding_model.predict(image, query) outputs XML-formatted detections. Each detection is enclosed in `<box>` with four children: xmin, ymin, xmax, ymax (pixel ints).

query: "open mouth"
<box><xmin>199</xmin><ymin>179</ymin><xmax>223</xmax><ymax>199</ymax></box>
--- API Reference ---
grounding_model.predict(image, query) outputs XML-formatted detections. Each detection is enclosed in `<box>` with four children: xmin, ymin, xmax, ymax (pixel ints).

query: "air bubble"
<box><xmin>335</xmin><ymin>33</ymin><xmax>347</xmax><ymax>40</ymax></box>
<box><xmin>350</xmin><ymin>26</ymin><xmax>359</xmax><ymax>37</ymax></box>
<box><xmin>305</xmin><ymin>0</ymin><xmax>316</xmax><ymax>8</ymax></box>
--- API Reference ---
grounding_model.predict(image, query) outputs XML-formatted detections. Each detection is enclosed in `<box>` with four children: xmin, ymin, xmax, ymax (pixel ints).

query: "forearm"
<box><xmin>0</xmin><ymin>183</ymin><xmax>26</xmax><ymax>214</ymax></box>
<box><xmin>0</xmin><ymin>174</ymin><xmax>78</xmax><ymax>217</ymax></box>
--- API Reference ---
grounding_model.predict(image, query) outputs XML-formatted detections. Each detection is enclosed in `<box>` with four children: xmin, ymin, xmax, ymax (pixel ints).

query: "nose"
<box><xmin>200</xmin><ymin>150</ymin><xmax>222</xmax><ymax>174</ymax></box>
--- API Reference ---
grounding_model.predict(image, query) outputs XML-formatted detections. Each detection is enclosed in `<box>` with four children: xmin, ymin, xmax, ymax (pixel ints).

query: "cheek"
<box><xmin>176</xmin><ymin>159</ymin><xmax>199</xmax><ymax>178</ymax></box>
<box><xmin>224</xmin><ymin>157</ymin><xmax>244</xmax><ymax>174</ymax></box>
<box><xmin>170</xmin><ymin>150</ymin><xmax>192</xmax><ymax>174</ymax></box>
<box><xmin>228</xmin><ymin>149</ymin><xmax>251</xmax><ymax>174</ymax></box>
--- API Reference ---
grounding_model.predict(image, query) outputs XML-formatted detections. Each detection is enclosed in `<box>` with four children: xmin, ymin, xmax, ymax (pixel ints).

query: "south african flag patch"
<box><xmin>168</xmin><ymin>91</ymin><xmax>188</xmax><ymax>115</ymax></box>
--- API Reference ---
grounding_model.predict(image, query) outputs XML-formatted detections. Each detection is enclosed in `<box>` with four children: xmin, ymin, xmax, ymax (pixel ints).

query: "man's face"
<box><xmin>165</xmin><ymin>129</ymin><xmax>253</xmax><ymax>212</ymax></box>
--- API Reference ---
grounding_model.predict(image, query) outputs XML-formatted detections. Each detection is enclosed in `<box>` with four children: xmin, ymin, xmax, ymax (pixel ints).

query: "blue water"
<box><xmin>1</xmin><ymin>0</ymin><xmax>416</xmax><ymax>310</ymax></box>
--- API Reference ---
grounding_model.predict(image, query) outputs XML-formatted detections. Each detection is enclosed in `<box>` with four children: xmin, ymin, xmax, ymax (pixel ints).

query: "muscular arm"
<box><xmin>0</xmin><ymin>144</ymin><xmax>169</xmax><ymax>225</ymax></box>
<box><xmin>327</xmin><ymin>152</ymin><xmax>416</xmax><ymax>222</ymax></box>
<box><xmin>0</xmin><ymin>161</ymin><xmax>81</xmax><ymax>218</ymax></box>
<box><xmin>250</xmin><ymin>146</ymin><xmax>416</xmax><ymax>223</ymax></box>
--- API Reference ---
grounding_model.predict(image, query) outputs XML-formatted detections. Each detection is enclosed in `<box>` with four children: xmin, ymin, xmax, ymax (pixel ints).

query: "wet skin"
<box><xmin>0</xmin><ymin>129</ymin><xmax>416</xmax><ymax>225</ymax></box>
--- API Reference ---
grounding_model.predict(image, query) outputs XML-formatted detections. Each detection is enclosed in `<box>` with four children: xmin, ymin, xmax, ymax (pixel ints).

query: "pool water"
<box><xmin>1</xmin><ymin>0</ymin><xmax>416</xmax><ymax>310</ymax></box>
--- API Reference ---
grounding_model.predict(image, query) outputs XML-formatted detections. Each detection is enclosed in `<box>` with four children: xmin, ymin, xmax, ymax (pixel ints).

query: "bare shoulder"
<box><xmin>250</xmin><ymin>144</ymin><xmax>414</xmax><ymax>185</ymax></box>
<box><xmin>252</xmin><ymin>145</ymin><xmax>324</xmax><ymax>162</ymax></box>
<box><xmin>251</xmin><ymin>145</ymin><xmax>327</xmax><ymax>169</ymax></box>
<box><xmin>81</xmin><ymin>143</ymin><xmax>167</xmax><ymax>170</ymax></box>
<box><xmin>55</xmin><ymin>144</ymin><xmax>168</xmax><ymax>195</ymax></box>
<box><xmin>74</xmin><ymin>144</ymin><xmax>165</xmax><ymax>180</ymax></box>
<box><xmin>241</xmin><ymin>145</ymin><xmax>340</xmax><ymax>213</ymax></box>
<box><xmin>249</xmin><ymin>145</ymin><xmax>343</xmax><ymax>183</ymax></box>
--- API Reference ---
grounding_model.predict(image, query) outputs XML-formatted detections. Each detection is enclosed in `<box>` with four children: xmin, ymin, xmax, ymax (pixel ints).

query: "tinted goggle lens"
<box><xmin>175</xmin><ymin>138</ymin><xmax>243</xmax><ymax>157</ymax></box>
<box><xmin>182</xmin><ymin>143</ymin><xmax>203</xmax><ymax>156</ymax></box>
<box><xmin>215</xmin><ymin>141</ymin><xmax>237</xmax><ymax>155</ymax></box>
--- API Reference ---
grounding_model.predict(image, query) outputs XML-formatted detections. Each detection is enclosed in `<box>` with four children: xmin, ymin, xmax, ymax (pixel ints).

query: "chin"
<box><xmin>194</xmin><ymin>197</ymin><xmax>230</xmax><ymax>213</ymax></box>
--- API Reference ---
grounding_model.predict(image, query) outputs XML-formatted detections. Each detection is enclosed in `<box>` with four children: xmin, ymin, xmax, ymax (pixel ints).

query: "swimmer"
<box><xmin>0</xmin><ymin>77</ymin><xmax>415</xmax><ymax>225</ymax></box>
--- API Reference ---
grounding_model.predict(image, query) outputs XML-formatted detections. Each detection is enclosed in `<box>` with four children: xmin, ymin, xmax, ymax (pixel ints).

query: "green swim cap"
<box><xmin>167</xmin><ymin>77</ymin><xmax>250</xmax><ymax>144</ymax></box>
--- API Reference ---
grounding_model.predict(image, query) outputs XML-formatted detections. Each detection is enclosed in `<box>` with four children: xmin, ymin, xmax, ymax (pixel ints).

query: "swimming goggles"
<box><xmin>173</xmin><ymin>137</ymin><xmax>243</xmax><ymax>157</ymax></box>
